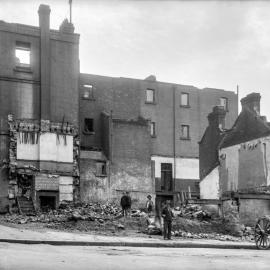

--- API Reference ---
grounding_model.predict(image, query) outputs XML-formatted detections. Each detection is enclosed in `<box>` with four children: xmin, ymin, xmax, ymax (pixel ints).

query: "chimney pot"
<box><xmin>240</xmin><ymin>92</ymin><xmax>261</xmax><ymax>115</ymax></box>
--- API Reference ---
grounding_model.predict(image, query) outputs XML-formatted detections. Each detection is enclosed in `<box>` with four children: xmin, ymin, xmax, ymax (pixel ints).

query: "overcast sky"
<box><xmin>1</xmin><ymin>0</ymin><xmax>270</xmax><ymax>117</ymax></box>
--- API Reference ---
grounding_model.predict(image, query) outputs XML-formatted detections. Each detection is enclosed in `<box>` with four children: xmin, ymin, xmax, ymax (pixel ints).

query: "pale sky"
<box><xmin>1</xmin><ymin>0</ymin><xmax>270</xmax><ymax>117</ymax></box>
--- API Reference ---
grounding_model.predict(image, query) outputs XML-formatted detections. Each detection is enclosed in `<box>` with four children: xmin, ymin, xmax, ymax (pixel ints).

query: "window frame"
<box><xmin>180</xmin><ymin>92</ymin><xmax>190</xmax><ymax>108</ymax></box>
<box><xmin>83</xmin><ymin>118</ymin><xmax>94</xmax><ymax>134</ymax></box>
<box><xmin>81</xmin><ymin>84</ymin><xmax>95</xmax><ymax>100</ymax></box>
<box><xmin>15</xmin><ymin>41</ymin><xmax>31</xmax><ymax>71</ymax></box>
<box><xmin>150</xmin><ymin>121</ymin><xmax>156</xmax><ymax>138</ymax></box>
<box><xmin>180</xmin><ymin>124</ymin><xmax>190</xmax><ymax>140</ymax></box>
<box><xmin>145</xmin><ymin>88</ymin><xmax>155</xmax><ymax>104</ymax></box>
<box><xmin>219</xmin><ymin>97</ymin><xmax>228</xmax><ymax>111</ymax></box>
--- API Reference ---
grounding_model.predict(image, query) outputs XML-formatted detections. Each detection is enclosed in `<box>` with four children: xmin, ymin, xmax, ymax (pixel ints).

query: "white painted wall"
<box><xmin>40</xmin><ymin>133</ymin><xmax>73</xmax><ymax>163</ymax></box>
<box><xmin>200</xmin><ymin>167</ymin><xmax>219</xmax><ymax>199</ymax></box>
<box><xmin>17</xmin><ymin>132</ymin><xmax>73</xmax><ymax>163</ymax></box>
<box><xmin>17</xmin><ymin>132</ymin><xmax>39</xmax><ymax>160</ymax></box>
<box><xmin>151</xmin><ymin>156</ymin><xmax>199</xmax><ymax>179</ymax></box>
<box><xmin>219</xmin><ymin>144</ymin><xmax>240</xmax><ymax>192</ymax></box>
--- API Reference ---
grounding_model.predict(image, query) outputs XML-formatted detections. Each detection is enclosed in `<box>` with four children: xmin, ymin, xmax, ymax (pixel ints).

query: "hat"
<box><xmin>147</xmin><ymin>195</ymin><xmax>152</xmax><ymax>199</ymax></box>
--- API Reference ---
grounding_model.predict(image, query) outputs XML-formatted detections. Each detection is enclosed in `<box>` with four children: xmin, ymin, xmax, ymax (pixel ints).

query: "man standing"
<box><xmin>146</xmin><ymin>195</ymin><xmax>154</xmax><ymax>216</ymax></box>
<box><xmin>161</xmin><ymin>200</ymin><xmax>174</xmax><ymax>240</ymax></box>
<box><xmin>120</xmin><ymin>191</ymin><xmax>131</xmax><ymax>217</ymax></box>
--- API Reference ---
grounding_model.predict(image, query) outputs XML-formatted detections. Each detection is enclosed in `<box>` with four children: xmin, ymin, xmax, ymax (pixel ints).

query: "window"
<box><xmin>15</xmin><ymin>41</ymin><xmax>30</xmax><ymax>67</ymax></box>
<box><xmin>146</xmin><ymin>89</ymin><xmax>155</xmax><ymax>103</ymax></box>
<box><xmin>84</xmin><ymin>118</ymin><xmax>94</xmax><ymax>133</ymax></box>
<box><xmin>96</xmin><ymin>162</ymin><xmax>107</xmax><ymax>176</ymax></box>
<box><xmin>180</xmin><ymin>125</ymin><xmax>190</xmax><ymax>140</ymax></box>
<box><xmin>150</xmin><ymin>122</ymin><xmax>156</xmax><ymax>137</ymax></box>
<box><xmin>161</xmin><ymin>163</ymin><xmax>173</xmax><ymax>191</ymax></box>
<box><xmin>180</xmin><ymin>92</ymin><xmax>189</xmax><ymax>107</ymax></box>
<box><xmin>82</xmin><ymin>84</ymin><xmax>94</xmax><ymax>100</ymax></box>
<box><xmin>219</xmin><ymin>97</ymin><xmax>228</xmax><ymax>111</ymax></box>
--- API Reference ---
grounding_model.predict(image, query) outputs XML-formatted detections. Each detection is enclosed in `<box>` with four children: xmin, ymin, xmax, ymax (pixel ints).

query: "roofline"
<box><xmin>79</xmin><ymin>73</ymin><xmax>237</xmax><ymax>94</ymax></box>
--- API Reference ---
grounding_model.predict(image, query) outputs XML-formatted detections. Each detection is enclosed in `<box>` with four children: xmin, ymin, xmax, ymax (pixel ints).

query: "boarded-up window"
<box><xmin>161</xmin><ymin>163</ymin><xmax>173</xmax><ymax>191</ymax></box>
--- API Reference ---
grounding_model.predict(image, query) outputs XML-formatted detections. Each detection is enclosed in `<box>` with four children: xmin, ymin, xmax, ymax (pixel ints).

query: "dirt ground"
<box><xmin>0</xmin><ymin>202</ymin><xmax>254</xmax><ymax>242</ymax></box>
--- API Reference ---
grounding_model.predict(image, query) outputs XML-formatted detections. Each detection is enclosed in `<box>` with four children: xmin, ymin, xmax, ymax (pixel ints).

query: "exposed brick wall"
<box><xmin>50</xmin><ymin>39</ymin><xmax>79</xmax><ymax>125</ymax></box>
<box><xmin>110</xmin><ymin>119</ymin><xmax>154</xmax><ymax>207</ymax></box>
<box><xmin>79</xmin><ymin>74</ymin><xmax>238</xmax><ymax>160</ymax></box>
<box><xmin>80</xmin><ymin>158</ymin><xmax>109</xmax><ymax>202</ymax></box>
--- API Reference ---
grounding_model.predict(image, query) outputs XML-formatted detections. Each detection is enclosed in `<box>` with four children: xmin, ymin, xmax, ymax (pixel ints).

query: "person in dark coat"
<box><xmin>161</xmin><ymin>200</ymin><xmax>174</xmax><ymax>240</ymax></box>
<box><xmin>120</xmin><ymin>191</ymin><xmax>131</xmax><ymax>217</ymax></box>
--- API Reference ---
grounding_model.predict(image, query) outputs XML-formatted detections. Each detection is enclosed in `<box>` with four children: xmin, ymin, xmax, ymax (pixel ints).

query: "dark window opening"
<box><xmin>96</xmin><ymin>162</ymin><xmax>107</xmax><ymax>176</ymax></box>
<box><xmin>180</xmin><ymin>125</ymin><xmax>190</xmax><ymax>140</ymax></box>
<box><xmin>39</xmin><ymin>196</ymin><xmax>56</xmax><ymax>211</ymax></box>
<box><xmin>161</xmin><ymin>163</ymin><xmax>173</xmax><ymax>192</ymax></box>
<box><xmin>84</xmin><ymin>118</ymin><xmax>94</xmax><ymax>133</ymax></box>
<box><xmin>15</xmin><ymin>41</ymin><xmax>31</xmax><ymax>68</ymax></box>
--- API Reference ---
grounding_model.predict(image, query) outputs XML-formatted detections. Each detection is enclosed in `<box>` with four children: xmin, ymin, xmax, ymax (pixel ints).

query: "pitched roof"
<box><xmin>219</xmin><ymin>108</ymin><xmax>270</xmax><ymax>149</ymax></box>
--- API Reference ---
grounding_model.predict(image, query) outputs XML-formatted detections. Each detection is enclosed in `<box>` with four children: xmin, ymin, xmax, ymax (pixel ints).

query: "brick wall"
<box><xmin>110</xmin><ymin>119</ymin><xmax>154</xmax><ymax>207</ymax></box>
<box><xmin>79</xmin><ymin>74</ymin><xmax>238</xmax><ymax>160</ymax></box>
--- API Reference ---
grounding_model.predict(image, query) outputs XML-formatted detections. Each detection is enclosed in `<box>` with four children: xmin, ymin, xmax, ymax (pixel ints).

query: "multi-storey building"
<box><xmin>0</xmin><ymin>4</ymin><xmax>239</xmax><ymax>211</ymax></box>
<box><xmin>79</xmin><ymin>74</ymin><xmax>238</xmax><ymax>207</ymax></box>
<box><xmin>0</xmin><ymin>5</ymin><xmax>80</xmax><ymax>212</ymax></box>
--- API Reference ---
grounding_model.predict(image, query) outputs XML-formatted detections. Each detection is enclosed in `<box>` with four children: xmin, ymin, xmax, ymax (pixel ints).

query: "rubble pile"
<box><xmin>173</xmin><ymin>205</ymin><xmax>212</xmax><ymax>221</ymax></box>
<box><xmin>4</xmin><ymin>202</ymin><xmax>123</xmax><ymax>225</ymax></box>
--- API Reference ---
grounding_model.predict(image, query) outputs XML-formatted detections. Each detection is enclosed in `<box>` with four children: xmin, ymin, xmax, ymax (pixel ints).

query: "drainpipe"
<box><xmin>173</xmin><ymin>86</ymin><xmax>176</xmax><ymax>203</ymax></box>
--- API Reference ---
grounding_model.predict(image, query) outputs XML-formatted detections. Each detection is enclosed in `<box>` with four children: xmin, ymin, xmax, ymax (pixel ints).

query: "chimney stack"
<box><xmin>240</xmin><ymin>92</ymin><xmax>261</xmax><ymax>115</ymax></box>
<box><xmin>208</xmin><ymin>106</ymin><xmax>226</xmax><ymax>129</ymax></box>
<box><xmin>38</xmin><ymin>4</ymin><xmax>51</xmax><ymax>121</ymax></box>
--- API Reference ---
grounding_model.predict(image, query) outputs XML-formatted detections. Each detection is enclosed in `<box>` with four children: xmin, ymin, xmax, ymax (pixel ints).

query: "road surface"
<box><xmin>0</xmin><ymin>243</ymin><xmax>269</xmax><ymax>270</ymax></box>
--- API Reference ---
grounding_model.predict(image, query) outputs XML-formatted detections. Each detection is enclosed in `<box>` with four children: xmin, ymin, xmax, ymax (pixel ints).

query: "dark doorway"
<box><xmin>39</xmin><ymin>196</ymin><xmax>56</xmax><ymax>211</ymax></box>
<box><xmin>161</xmin><ymin>163</ymin><xmax>173</xmax><ymax>191</ymax></box>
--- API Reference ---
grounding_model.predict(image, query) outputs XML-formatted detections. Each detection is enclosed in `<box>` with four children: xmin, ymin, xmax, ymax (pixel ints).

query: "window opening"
<box><xmin>15</xmin><ymin>41</ymin><xmax>30</xmax><ymax>67</ymax></box>
<box><xmin>84</xmin><ymin>118</ymin><xmax>94</xmax><ymax>133</ymax></box>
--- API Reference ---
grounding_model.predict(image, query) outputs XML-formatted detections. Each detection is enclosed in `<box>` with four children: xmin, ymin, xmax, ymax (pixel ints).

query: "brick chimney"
<box><xmin>240</xmin><ymin>92</ymin><xmax>261</xmax><ymax>115</ymax></box>
<box><xmin>38</xmin><ymin>4</ymin><xmax>51</xmax><ymax>121</ymax></box>
<box><xmin>207</xmin><ymin>106</ymin><xmax>226</xmax><ymax>129</ymax></box>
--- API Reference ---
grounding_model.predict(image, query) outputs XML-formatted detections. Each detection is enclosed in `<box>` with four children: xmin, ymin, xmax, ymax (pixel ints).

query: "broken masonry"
<box><xmin>7</xmin><ymin>114</ymin><xmax>80</xmax><ymax>213</ymax></box>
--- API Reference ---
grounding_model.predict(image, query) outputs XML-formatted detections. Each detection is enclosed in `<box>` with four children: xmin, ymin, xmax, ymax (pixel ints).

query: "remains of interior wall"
<box><xmin>200</xmin><ymin>166</ymin><xmax>219</xmax><ymax>199</ymax></box>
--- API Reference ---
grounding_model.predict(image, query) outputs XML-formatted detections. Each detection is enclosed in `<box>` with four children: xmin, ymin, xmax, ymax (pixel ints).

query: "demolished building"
<box><xmin>0</xmin><ymin>5</ymin><xmax>80</xmax><ymax>212</ymax></box>
<box><xmin>79</xmin><ymin>74</ymin><xmax>238</xmax><ymax>207</ymax></box>
<box><xmin>199</xmin><ymin>93</ymin><xmax>270</xmax><ymax>225</ymax></box>
<box><xmin>0</xmin><ymin>4</ymin><xmax>239</xmax><ymax>212</ymax></box>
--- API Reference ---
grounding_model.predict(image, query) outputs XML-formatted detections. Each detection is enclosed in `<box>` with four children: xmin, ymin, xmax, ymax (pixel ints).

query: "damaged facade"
<box><xmin>0</xmin><ymin>5</ymin><xmax>80</xmax><ymax>212</ymax></box>
<box><xmin>199</xmin><ymin>93</ymin><xmax>270</xmax><ymax>225</ymax></box>
<box><xmin>0</xmin><ymin>5</ymin><xmax>239</xmax><ymax>211</ymax></box>
<box><xmin>79</xmin><ymin>74</ymin><xmax>238</xmax><ymax>207</ymax></box>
